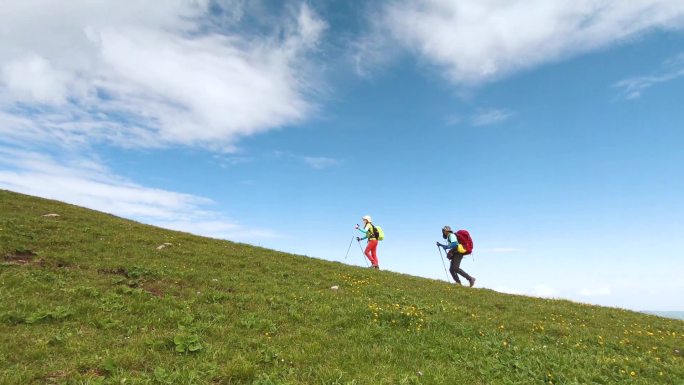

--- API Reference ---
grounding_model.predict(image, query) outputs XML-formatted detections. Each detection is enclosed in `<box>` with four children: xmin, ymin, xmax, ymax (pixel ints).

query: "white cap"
<box><xmin>362</xmin><ymin>215</ymin><xmax>372</xmax><ymax>222</ymax></box>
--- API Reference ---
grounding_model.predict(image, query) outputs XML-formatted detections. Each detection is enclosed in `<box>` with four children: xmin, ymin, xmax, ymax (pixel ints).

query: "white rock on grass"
<box><xmin>330</xmin><ymin>285</ymin><xmax>339</xmax><ymax>290</ymax></box>
<box><xmin>42</xmin><ymin>213</ymin><xmax>60</xmax><ymax>217</ymax></box>
<box><xmin>156</xmin><ymin>242</ymin><xmax>174</xmax><ymax>250</ymax></box>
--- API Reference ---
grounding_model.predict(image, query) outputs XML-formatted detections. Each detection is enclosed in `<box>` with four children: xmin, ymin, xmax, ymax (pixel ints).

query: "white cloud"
<box><xmin>0</xmin><ymin>1</ymin><xmax>325</xmax><ymax>150</ymax></box>
<box><xmin>375</xmin><ymin>0</ymin><xmax>684</xmax><ymax>85</ymax></box>
<box><xmin>0</xmin><ymin>146</ymin><xmax>277</xmax><ymax>242</ymax></box>
<box><xmin>1</xmin><ymin>55</ymin><xmax>72</xmax><ymax>104</ymax></box>
<box><xmin>273</xmin><ymin>151</ymin><xmax>342</xmax><ymax>169</ymax></box>
<box><xmin>303</xmin><ymin>156</ymin><xmax>342</xmax><ymax>169</ymax></box>
<box><xmin>614</xmin><ymin>53</ymin><xmax>684</xmax><ymax>99</ymax></box>
<box><xmin>492</xmin><ymin>286</ymin><xmax>523</xmax><ymax>295</ymax></box>
<box><xmin>492</xmin><ymin>284</ymin><xmax>559</xmax><ymax>298</ymax></box>
<box><xmin>294</xmin><ymin>2</ymin><xmax>328</xmax><ymax>48</ymax></box>
<box><xmin>534</xmin><ymin>284</ymin><xmax>560</xmax><ymax>298</ymax></box>
<box><xmin>579</xmin><ymin>287</ymin><xmax>612</xmax><ymax>296</ymax></box>
<box><xmin>154</xmin><ymin>219</ymin><xmax>279</xmax><ymax>241</ymax></box>
<box><xmin>472</xmin><ymin>109</ymin><xmax>514</xmax><ymax>126</ymax></box>
<box><xmin>212</xmin><ymin>154</ymin><xmax>254</xmax><ymax>168</ymax></box>
<box><xmin>445</xmin><ymin>109</ymin><xmax>513</xmax><ymax>127</ymax></box>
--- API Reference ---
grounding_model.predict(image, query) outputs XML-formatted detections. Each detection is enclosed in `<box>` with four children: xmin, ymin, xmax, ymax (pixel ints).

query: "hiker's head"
<box><xmin>442</xmin><ymin>225</ymin><xmax>452</xmax><ymax>239</ymax></box>
<box><xmin>362</xmin><ymin>215</ymin><xmax>372</xmax><ymax>224</ymax></box>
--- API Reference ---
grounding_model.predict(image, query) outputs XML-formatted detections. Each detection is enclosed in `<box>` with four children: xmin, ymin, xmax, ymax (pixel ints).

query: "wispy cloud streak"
<box><xmin>303</xmin><ymin>156</ymin><xmax>342</xmax><ymax>169</ymax></box>
<box><xmin>614</xmin><ymin>54</ymin><xmax>684</xmax><ymax>99</ymax></box>
<box><xmin>0</xmin><ymin>146</ymin><xmax>277</xmax><ymax>241</ymax></box>
<box><xmin>472</xmin><ymin>109</ymin><xmax>514</xmax><ymax>126</ymax></box>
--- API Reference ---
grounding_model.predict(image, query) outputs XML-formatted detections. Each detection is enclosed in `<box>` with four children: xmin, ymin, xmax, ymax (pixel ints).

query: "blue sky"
<box><xmin>1</xmin><ymin>1</ymin><xmax>683</xmax><ymax>311</ymax></box>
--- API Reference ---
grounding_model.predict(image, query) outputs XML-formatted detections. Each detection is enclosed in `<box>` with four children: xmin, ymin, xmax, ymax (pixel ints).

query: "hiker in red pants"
<box><xmin>355</xmin><ymin>215</ymin><xmax>379</xmax><ymax>269</ymax></box>
<box><xmin>437</xmin><ymin>226</ymin><xmax>475</xmax><ymax>287</ymax></box>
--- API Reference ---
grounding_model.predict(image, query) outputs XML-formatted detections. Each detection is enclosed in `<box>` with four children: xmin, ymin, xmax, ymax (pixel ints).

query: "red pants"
<box><xmin>365</xmin><ymin>239</ymin><xmax>379</xmax><ymax>267</ymax></box>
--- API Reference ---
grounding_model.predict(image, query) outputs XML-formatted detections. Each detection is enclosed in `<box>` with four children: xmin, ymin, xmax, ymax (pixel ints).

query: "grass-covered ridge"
<box><xmin>1</xmin><ymin>189</ymin><xmax>683</xmax><ymax>385</ymax></box>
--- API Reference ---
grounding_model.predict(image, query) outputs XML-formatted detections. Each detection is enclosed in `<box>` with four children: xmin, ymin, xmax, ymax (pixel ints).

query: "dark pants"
<box><xmin>448</xmin><ymin>249</ymin><xmax>473</xmax><ymax>284</ymax></box>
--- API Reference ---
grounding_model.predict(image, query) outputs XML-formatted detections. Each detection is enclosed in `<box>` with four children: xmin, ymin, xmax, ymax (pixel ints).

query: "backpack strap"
<box><xmin>370</xmin><ymin>224</ymin><xmax>379</xmax><ymax>239</ymax></box>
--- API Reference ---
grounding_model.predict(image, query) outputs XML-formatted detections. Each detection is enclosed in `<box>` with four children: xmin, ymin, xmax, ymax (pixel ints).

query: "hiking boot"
<box><xmin>373</xmin><ymin>265</ymin><xmax>380</xmax><ymax>270</ymax></box>
<box><xmin>468</xmin><ymin>277</ymin><xmax>476</xmax><ymax>287</ymax></box>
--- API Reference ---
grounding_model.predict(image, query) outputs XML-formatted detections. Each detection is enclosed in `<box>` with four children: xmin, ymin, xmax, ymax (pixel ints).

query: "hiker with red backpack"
<box><xmin>437</xmin><ymin>226</ymin><xmax>476</xmax><ymax>287</ymax></box>
<box><xmin>355</xmin><ymin>215</ymin><xmax>380</xmax><ymax>269</ymax></box>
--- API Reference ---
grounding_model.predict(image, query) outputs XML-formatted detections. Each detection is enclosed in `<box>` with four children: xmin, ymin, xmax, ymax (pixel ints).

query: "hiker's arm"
<box><xmin>443</xmin><ymin>234</ymin><xmax>458</xmax><ymax>250</ymax></box>
<box><xmin>436</xmin><ymin>241</ymin><xmax>455</xmax><ymax>250</ymax></box>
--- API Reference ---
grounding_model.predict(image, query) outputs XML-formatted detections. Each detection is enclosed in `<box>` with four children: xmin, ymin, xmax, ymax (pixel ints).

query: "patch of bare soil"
<box><xmin>3</xmin><ymin>249</ymin><xmax>37</xmax><ymax>265</ymax></box>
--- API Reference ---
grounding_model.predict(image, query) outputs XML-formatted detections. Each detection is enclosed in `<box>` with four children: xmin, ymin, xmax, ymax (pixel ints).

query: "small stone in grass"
<box><xmin>156</xmin><ymin>242</ymin><xmax>174</xmax><ymax>250</ymax></box>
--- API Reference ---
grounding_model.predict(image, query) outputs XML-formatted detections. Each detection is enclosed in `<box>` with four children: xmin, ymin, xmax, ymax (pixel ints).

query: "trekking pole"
<box><xmin>437</xmin><ymin>245</ymin><xmax>451</xmax><ymax>282</ymax></box>
<box><xmin>357</xmin><ymin>239</ymin><xmax>370</xmax><ymax>267</ymax></box>
<box><xmin>344</xmin><ymin>236</ymin><xmax>354</xmax><ymax>260</ymax></box>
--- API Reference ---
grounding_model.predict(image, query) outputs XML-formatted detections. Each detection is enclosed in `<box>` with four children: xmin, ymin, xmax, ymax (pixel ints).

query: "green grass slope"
<box><xmin>1</xmin><ymin>189</ymin><xmax>683</xmax><ymax>385</ymax></box>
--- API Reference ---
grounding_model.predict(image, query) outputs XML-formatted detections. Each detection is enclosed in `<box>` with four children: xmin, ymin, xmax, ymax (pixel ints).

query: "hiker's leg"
<box><xmin>367</xmin><ymin>239</ymin><xmax>379</xmax><ymax>266</ymax></box>
<box><xmin>452</xmin><ymin>253</ymin><xmax>473</xmax><ymax>280</ymax></box>
<box><xmin>452</xmin><ymin>253</ymin><xmax>475</xmax><ymax>286</ymax></box>
<box><xmin>363</xmin><ymin>241</ymin><xmax>373</xmax><ymax>265</ymax></box>
<box><xmin>364</xmin><ymin>243</ymin><xmax>372</xmax><ymax>263</ymax></box>
<box><xmin>448</xmin><ymin>250</ymin><xmax>461</xmax><ymax>284</ymax></box>
<box><xmin>457</xmin><ymin>267</ymin><xmax>473</xmax><ymax>281</ymax></box>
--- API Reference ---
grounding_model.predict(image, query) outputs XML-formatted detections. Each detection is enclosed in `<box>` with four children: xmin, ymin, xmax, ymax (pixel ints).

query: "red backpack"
<box><xmin>455</xmin><ymin>230</ymin><xmax>474</xmax><ymax>255</ymax></box>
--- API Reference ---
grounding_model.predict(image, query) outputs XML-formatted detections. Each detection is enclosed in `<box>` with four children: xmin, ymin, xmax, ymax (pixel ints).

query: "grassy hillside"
<box><xmin>1</xmin><ymin>189</ymin><xmax>683</xmax><ymax>385</ymax></box>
